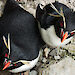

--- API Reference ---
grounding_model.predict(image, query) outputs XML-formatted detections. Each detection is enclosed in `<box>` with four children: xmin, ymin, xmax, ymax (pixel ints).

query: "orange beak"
<box><xmin>3</xmin><ymin>62</ymin><xmax>11</xmax><ymax>70</ymax></box>
<box><xmin>61</xmin><ymin>32</ymin><xmax>68</xmax><ymax>43</ymax></box>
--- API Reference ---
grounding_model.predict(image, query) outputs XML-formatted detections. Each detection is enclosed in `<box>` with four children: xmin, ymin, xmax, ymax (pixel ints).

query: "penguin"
<box><xmin>0</xmin><ymin>0</ymin><xmax>44</xmax><ymax>73</ymax></box>
<box><xmin>36</xmin><ymin>1</ymin><xmax>75</xmax><ymax>48</ymax></box>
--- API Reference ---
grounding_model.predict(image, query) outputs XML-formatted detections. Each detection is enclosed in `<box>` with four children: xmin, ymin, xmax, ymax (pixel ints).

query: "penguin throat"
<box><xmin>41</xmin><ymin>25</ymin><xmax>73</xmax><ymax>47</ymax></box>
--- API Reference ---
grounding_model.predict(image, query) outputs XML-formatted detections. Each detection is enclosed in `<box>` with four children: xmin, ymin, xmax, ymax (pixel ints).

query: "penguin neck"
<box><xmin>47</xmin><ymin>25</ymin><xmax>61</xmax><ymax>47</ymax></box>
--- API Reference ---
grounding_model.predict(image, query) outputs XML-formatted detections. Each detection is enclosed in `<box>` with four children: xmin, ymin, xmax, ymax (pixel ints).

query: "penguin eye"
<box><xmin>5</xmin><ymin>53</ymin><xmax>8</xmax><ymax>57</ymax></box>
<box><xmin>71</xmin><ymin>32</ymin><xmax>75</xmax><ymax>35</ymax></box>
<box><xmin>70</xmin><ymin>30</ymin><xmax>75</xmax><ymax>35</ymax></box>
<box><xmin>60</xmin><ymin>21</ymin><xmax>64</xmax><ymax>27</ymax></box>
<box><xmin>14</xmin><ymin>63</ymin><xmax>17</xmax><ymax>66</ymax></box>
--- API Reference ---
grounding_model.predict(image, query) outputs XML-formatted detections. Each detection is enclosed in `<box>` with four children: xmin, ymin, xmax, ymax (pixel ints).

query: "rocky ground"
<box><xmin>0</xmin><ymin>0</ymin><xmax>75</xmax><ymax>75</ymax></box>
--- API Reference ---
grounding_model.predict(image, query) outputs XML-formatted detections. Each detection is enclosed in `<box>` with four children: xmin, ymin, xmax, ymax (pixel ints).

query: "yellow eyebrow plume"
<box><xmin>49</xmin><ymin>2</ymin><xmax>66</xmax><ymax>28</ymax></box>
<box><xmin>3</xmin><ymin>33</ymin><xmax>10</xmax><ymax>58</ymax></box>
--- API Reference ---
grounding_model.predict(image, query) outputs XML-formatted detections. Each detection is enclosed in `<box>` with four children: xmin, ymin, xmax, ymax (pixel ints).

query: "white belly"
<box><xmin>9</xmin><ymin>53</ymin><xmax>40</xmax><ymax>73</ymax></box>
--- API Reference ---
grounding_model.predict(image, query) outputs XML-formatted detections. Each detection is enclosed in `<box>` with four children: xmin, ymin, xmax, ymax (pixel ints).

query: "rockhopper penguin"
<box><xmin>0</xmin><ymin>0</ymin><xmax>44</xmax><ymax>74</ymax></box>
<box><xmin>36</xmin><ymin>1</ymin><xmax>75</xmax><ymax>48</ymax></box>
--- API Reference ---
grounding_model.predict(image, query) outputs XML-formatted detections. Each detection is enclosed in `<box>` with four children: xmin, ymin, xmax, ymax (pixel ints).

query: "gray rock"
<box><xmin>30</xmin><ymin>70</ymin><xmax>37</xmax><ymax>75</ymax></box>
<box><xmin>40</xmin><ymin>57</ymin><xmax>75</xmax><ymax>75</ymax></box>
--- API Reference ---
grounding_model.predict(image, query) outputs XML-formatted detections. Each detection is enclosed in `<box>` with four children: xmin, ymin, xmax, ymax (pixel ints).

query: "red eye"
<box><xmin>5</xmin><ymin>53</ymin><xmax>8</xmax><ymax>57</ymax></box>
<box><xmin>60</xmin><ymin>22</ymin><xmax>63</xmax><ymax>27</ymax></box>
<box><xmin>14</xmin><ymin>64</ymin><xmax>17</xmax><ymax>66</ymax></box>
<box><xmin>71</xmin><ymin>32</ymin><xmax>74</xmax><ymax>35</ymax></box>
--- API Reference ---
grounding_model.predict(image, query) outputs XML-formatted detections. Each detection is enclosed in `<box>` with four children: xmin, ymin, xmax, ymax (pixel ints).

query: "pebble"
<box><xmin>30</xmin><ymin>70</ymin><xmax>37</xmax><ymax>75</ymax></box>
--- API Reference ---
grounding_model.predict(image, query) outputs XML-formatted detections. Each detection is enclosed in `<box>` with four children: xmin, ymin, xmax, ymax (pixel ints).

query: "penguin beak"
<box><xmin>70</xmin><ymin>30</ymin><xmax>75</xmax><ymax>35</ymax></box>
<box><xmin>61</xmin><ymin>32</ymin><xmax>68</xmax><ymax>43</ymax></box>
<box><xmin>3</xmin><ymin>61</ymin><xmax>11</xmax><ymax>70</ymax></box>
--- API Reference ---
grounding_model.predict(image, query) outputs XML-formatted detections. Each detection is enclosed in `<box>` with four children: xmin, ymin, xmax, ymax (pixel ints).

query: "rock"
<box><xmin>30</xmin><ymin>70</ymin><xmax>37</xmax><ymax>75</ymax></box>
<box><xmin>56</xmin><ymin>0</ymin><xmax>75</xmax><ymax>11</ymax></box>
<box><xmin>0</xmin><ymin>0</ymin><xmax>6</xmax><ymax>17</ymax></box>
<box><xmin>54</xmin><ymin>55</ymin><xmax>61</xmax><ymax>60</ymax></box>
<box><xmin>39</xmin><ymin>57</ymin><xmax>75</xmax><ymax>75</ymax></box>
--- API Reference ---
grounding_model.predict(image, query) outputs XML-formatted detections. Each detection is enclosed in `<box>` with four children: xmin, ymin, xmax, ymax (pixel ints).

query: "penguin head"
<box><xmin>36</xmin><ymin>2</ymin><xmax>75</xmax><ymax>44</ymax></box>
<box><xmin>1</xmin><ymin>33</ymin><xmax>39</xmax><ymax>71</ymax></box>
<box><xmin>2</xmin><ymin>34</ymin><xmax>30</xmax><ymax>71</ymax></box>
<box><xmin>0</xmin><ymin>34</ymin><xmax>13</xmax><ymax>70</ymax></box>
<box><xmin>0</xmin><ymin>34</ymin><xmax>12</xmax><ymax>70</ymax></box>
<box><xmin>1</xmin><ymin>34</ymin><xmax>19</xmax><ymax>70</ymax></box>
